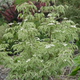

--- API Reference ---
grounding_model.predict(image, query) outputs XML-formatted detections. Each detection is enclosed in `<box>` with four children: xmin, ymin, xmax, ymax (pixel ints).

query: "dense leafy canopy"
<box><xmin>0</xmin><ymin>0</ymin><xmax>80</xmax><ymax>80</ymax></box>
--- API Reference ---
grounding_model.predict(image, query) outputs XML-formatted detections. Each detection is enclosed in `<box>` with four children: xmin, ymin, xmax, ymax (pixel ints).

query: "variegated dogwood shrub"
<box><xmin>0</xmin><ymin>0</ymin><xmax>80</xmax><ymax>80</ymax></box>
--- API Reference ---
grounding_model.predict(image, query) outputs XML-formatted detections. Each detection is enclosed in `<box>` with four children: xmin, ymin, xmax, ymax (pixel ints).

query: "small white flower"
<box><xmin>41</xmin><ymin>60</ymin><xmax>43</xmax><ymax>62</ymax></box>
<box><xmin>71</xmin><ymin>25</ymin><xmax>76</xmax><ymax>28</ymax></box>
<box><xmin>26</xmin><ymin>59</ymin><xmax>30</xmax><ymax>63</ymax></box>
<box><xmin>64</xmin><ymin>59</ymin><xmax>67</xmax><ymax>62</ymax></box>
<box><xmin>45</xmin><ymin>44</ymin><xmax>55</xmax><ymax>49</ymax></box>
<box><xmin>64</xmin><ymin>17</ymin><xmax>68</xmax><ymax>20</ymax></box>
<box><xmin>38</xmin><ymin>10</ymin><xmax>41</xmax><ymax>12</ymax></box>
<box><xmin>24</xmin><ymin>19</ymin><xmax>28</xmax><ymax>22</ymax></box>
<box><xmin>20</xmin><ymin>28</ymin><xmax>24</xmax><ymax>31</ymax></box>
<box><xmin>17</xmin><ymin>22</ymin><xmax>21</xmax><ymax>24</ymax></box>
<box><xmin>48</xmin><ymin>23</ymin><xmax>53</xmax><ymax>25</ymax></box>
<box><xmin>53</xmin><ymin>20</ymin><xmax>55</xmax><ymax>23</ymax></box>
<box><xmin>47</xmin><ymin>14</ymin><xmax>52</xmax><ymax>17</ymax></box>
<box><xmin>33</xmin><ymin>54</ymin><xmax>36</xmax><ymax>57</ymax></box>
<box><xmin>63</xmin><ymin>43</ymin><xmax>67</xmax><ymax>46</ymax></box>
<box><xmin>18</xmin><ymin>60</ymin><xmax>20</xmax><ymax>62</ymax></box>
<box><xmin>8</xmin><ymin>23</ymin><xmax>14</xmax><ymax>26</ymax></box>
<box><xmin>36</xmin><ymin>37</ymin><xmax>40</xmax><ymax>41</ymax></box>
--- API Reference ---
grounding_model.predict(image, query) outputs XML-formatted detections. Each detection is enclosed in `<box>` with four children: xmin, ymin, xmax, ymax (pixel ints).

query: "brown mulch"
<box><xmin>0</xmin><ymin>65</ymin><xmax>9</xmax><ymax>80</ymax></box>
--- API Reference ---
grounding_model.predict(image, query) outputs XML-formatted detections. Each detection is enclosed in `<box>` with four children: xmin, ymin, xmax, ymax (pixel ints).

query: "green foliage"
<box><xmin>56</xmin><ymin>0</ymin><xmax>80</xmax><ymax>25</ymax></box>
<box><xmin>70</xmin><ymin>55</ymin><xmax>80</xmax><ymax>79</ymax></box>
<box><xmin>0</xmin><ymin>1</ymin><xmax>80</xmax><ymax>80</ymax></box>
<box><xmin>14</xmin><ymin>0</ymin><xmax>55</xmax><ymax>5</ymax></box>
<box><xmin>0</xmin><ymin>15</ymin><xmax>5</xmax><ymax>26</ymax></box>
<box><xmin>14</xmin><ymin>0</ymin><xmax>28</xmax><ymax>5</ymax></box>
<box><xmin>0</xmin><ymin>23</ymin><xmax>8</xmax><ymax>44</ymax></box>
<box><xmin>57</xmin><ymin>1</ymin><xmax>80</xmax><ymax>79</ymax></box>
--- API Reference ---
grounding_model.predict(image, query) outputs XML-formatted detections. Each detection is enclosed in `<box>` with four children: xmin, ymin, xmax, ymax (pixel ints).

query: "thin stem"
<box><xmin>49</xmin><ymin>27</ymin><xmax>52</xmax><ymax>43</ymax></box>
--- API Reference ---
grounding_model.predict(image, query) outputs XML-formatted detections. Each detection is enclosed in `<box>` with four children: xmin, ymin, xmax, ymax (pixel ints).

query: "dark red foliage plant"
<box><xmin>0</xmin><ymin>0</ymin><xmax>55</xmax><ymax>23</ymax></box>
<box><xmin>28</xmin><ymin>0</ymin><xmax>54</xmax><ymax>16</ymax></box>
<box><xmin>0</xmin><ymin>2</ymin><xmax>22</xmax><ymax>23</ymax></box>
